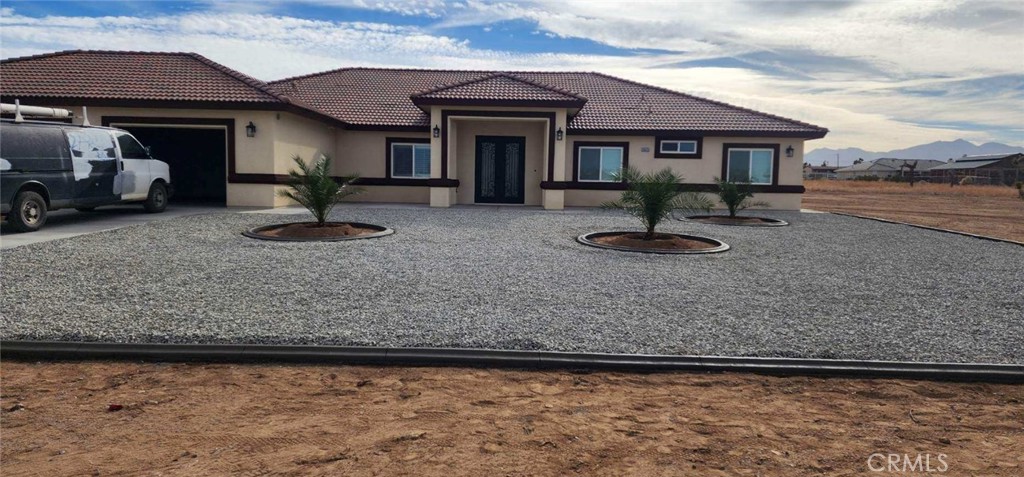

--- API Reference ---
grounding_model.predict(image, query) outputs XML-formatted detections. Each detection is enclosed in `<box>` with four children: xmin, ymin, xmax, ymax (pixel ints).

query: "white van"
<box><xmin>1</xmin><ymin>118</ymin><xmax>173</xmax><ymax>232</ymax></box>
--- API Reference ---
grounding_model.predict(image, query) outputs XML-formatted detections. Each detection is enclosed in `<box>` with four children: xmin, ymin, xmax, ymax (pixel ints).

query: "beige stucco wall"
<box><xmin>562</xmin><ymin>135</ymin><xmax>807</xmax><ymax>210</ymax></box>
<box><xmin>562</xmin><ymin>136</ymin><xmax>805</xmax><ymax>185</ymax></box>
<box><xmin>452</xmin><ymin>119</ymin><xmax>547</xmax><ymax>205</ymax></box>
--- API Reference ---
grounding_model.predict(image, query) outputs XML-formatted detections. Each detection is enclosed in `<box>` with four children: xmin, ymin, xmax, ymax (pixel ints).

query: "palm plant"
<box><xmin>602</xmin><ymin>167</ymin><xmax>713</xmax><ymax>240</ymax></box>
<box><xmin>278</xmin><ymin>154</ymin><xmax>361</xmax><ymax>226</ymax></box>
<box><xmin>714</xmin><ymin>177</ymin><xmax>769</xmax><ymax>218</ymax></box>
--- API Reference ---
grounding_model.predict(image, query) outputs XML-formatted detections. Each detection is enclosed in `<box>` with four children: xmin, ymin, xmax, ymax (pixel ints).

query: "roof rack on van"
<box><xmin>0</xmin><ymin>100</ymin><xmax>73</xmax><ymax>123</ymax></box>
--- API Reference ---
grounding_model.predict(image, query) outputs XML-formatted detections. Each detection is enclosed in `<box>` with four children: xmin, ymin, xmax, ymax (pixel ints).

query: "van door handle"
<box><xmin>121</xmin><ymin>162</ymin><xmax>125</xmax><ymax>171</ymax></box>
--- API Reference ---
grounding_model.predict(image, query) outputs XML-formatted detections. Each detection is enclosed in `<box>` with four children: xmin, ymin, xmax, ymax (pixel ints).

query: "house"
<box><xmin>803</xmin><ymin>164</ymin><xmax>838</xmax><ymax>180</ymax></box>
<box><xmin>834</xmin><ymin>158</ymin><xmax>943</xmax><ymax>180</ymax></box>
<box><xmin>925</xmin><ymin>153</ymin><xmax>1023</xmax><ymax>185</ymax></box>
<box><xmin>0</xmin><ymin>50</ymin><xmax>828</xmax><ymax>210</ymax></box>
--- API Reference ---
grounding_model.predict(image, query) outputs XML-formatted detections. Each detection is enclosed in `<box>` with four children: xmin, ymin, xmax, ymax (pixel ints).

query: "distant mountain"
<box><xmin>806</xmin><ymin>139</ymin><xmax>1024</xmax><ymax>167</ymax></box>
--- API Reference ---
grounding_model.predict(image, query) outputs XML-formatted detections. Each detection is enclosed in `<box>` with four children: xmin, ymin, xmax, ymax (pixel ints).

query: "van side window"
<box><xmin>0</xmin><ymin>125</ymin><xmax>70</xmax><ymax>161</ymax></box>
<box><xmin>66</xmin><ymin>129</ymin><xmax>118</xmax><ymax>177</ymax></box>
<box><xmin>116</xmin><ymin>133</ymin><xmax>149</xmax><ymax>159</ymax></box>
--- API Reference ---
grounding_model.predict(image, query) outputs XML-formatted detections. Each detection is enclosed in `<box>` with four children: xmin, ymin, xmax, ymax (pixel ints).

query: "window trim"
<box><xmin>573</xmin><ymin>141</ymin><xmax>629</xmax><ymax>183</ymax></box>
<box><xmin>654</xmin><ymin>136</ymin><xmax>703</xmax><ymax>159</ymax></box>
<box><xmin>385</xmin><ymin>137</ymin><xmax>431</xmax><ymax>179</ymax></box>
<box><xmin>722</xmin><ymin>143</ymin><xmax>779</xmax><ymax>185</ymax></box>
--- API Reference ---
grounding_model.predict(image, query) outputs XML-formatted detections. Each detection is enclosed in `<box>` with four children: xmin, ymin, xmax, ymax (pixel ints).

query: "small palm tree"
<box><xmin>603</xmin><ymin>167</ymin><xmax>713</xmax><ymax>240</ymax></box>
<box><xmin>278</xmin><ymin>154</ymin><xmax>361</xmax><ymax>226</ymax></box>
<box><xmin>714</xmin><ymin>177</ymin><xmax>769</xmax><ymax>218</ymax></box>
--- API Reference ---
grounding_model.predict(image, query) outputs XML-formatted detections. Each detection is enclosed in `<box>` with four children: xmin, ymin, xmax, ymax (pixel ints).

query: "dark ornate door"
<box><xmin>475</xmin><ymin>136</ymin><xmax>526</xmax><ymax>204</ymax></box>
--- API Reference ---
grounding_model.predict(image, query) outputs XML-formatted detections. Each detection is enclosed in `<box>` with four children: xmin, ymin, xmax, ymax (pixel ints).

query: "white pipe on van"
<box><xmin>1</xmin><ymin>101</ymin><xmax>72</xmax><ymax>120</ymax></box>
<box><xmin>81</xmin><ymin>106</ymin><xmax>91</xmax><ymax>126</ymax></box>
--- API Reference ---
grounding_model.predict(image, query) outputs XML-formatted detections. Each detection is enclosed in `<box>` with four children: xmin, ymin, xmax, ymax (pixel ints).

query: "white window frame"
<box><xmin>390</xmin><ymin>142</ymin><xmax>431</xmax><ymax>179</ymax></box>
<box><xmin>659</xmin><ymin>140</ymin><xmax>698</xmax><ymax>155</ymax></box>
<box><xmin>577</xmin><ymin>146</ymin><xmax>624</xmax><ymax>182</ymax></box>
<box><xmin>726</xmin><ymin>148</ymin><xmax>774</xmax><ymax>185</ymax></box>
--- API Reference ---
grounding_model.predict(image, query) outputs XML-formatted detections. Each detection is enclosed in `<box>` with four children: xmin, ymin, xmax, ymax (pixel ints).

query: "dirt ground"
<box><xmin>803</xmin><ymin>180</ymin><xmax>1024</xmax><ymax>242</ymax></box>
<box><xmin>2</xmin><ymin>361</ymin><xmax>1021</xmax><ymax>476</ymax></box>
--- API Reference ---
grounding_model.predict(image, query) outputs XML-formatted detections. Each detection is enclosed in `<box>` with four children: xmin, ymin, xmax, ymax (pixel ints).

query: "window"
<box><xmin>726</xmin><ymin>148</ymin><xmax>774</xmax><ymax>184</ymax></box>
<box><xmin>654</xmin><ymin>137</ymin><xmax>702</xmax><ymax>158</ymax></box>
<box><xmin>390</xmin><ymin>143</ymin><xmax>431</xmax><ymax>178</ymax></box>
<box><xmin>116</xmin><ymin>133</ymin><xmax>150</xmax><ymax>159</ymax></box>
<box><xmin>660</xmin><ymin>140</ymin><xmax>697</xmax><ymax>154</ymax></box>
<box><xmin>578</xmin><ymin>146</ymin><xmax>624</xmax><ymax>182</ymax></box>
<box><xmin>66</xmin><ymin>128</ymin><xmax>118</xmax><ymax>177</ymax></box>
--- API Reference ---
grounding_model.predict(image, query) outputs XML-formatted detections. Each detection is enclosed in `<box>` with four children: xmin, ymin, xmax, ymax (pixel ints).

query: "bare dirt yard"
<box><xmin>2</xmin><ymin>361</ymin><xmax>1021</xmax><ymax>476</ymax></box>
<box><xmin>803</xmin><ymin>180</ymin><xmax>1024</xmax><ymax>242</ymax></box>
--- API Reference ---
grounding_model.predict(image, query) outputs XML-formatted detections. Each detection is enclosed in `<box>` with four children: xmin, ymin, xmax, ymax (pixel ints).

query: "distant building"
<box><xmin>926</xmin><ymin>153</ymin><xmax>1024</xmax><ymax>185</ymax></box>
<box><xmin>803</xmin><ymin>164</ymin><xmax>838</xmax><ymax>179</ymax></box>
<box><xmin>834</xmin><ymin>158</ymin><xmax>944</xmax><ymax>180</ymax></box>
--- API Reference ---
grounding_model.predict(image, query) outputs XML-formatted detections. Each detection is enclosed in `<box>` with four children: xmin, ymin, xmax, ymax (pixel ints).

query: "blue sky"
<box><xmin>2</xmin><ymin>0</ymin><xmax>1022</xmax><ymax>154</ymax></box>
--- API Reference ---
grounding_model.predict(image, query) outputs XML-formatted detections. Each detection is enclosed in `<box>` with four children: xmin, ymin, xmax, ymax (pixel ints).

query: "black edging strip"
<box><xmin>2</xmin><ymin>341</ymin><xmax>1021</xmax><ymax>383</ymax></box>
<box><xmin>831</xmin><ymin>212</ymin><xmax>1024</xmax><ymax>247</ymax></box>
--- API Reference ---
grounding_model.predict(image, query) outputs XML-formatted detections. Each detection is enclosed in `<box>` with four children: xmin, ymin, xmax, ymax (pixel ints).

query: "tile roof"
<box><xmin>1</xmin><ymin>51</ymin><xmax>828</xmax><ymax>137</ymax></box>
<box><xmin>269</xmin><ymin>68</ymin><xmax>828</xmax><ymax>136</ymax></box>
<box><xmin>410</xmin><ymin>73</ymin><xmax>587</xmax><ymax>105</ymax></box>
<box><xmin>0</xmin><ymin>50</ymin><xmax>285</xmax><ymax>104</ymax></box>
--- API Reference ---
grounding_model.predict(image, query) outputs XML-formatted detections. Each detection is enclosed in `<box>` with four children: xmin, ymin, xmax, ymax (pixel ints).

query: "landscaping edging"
<box><xmin>685</xmin><ymin>215</ymin><xmax>789</xmax><ymax>227</ymax></box>
<box><xmin>242</xmin><ymin>222</ymin><xmax>394</xmax><ymax>242</ymax></box>
<box><xmin>831</xmin><ymin>212</ymin><xmax>1024</xmax><ymax>247</ymax></box>
<box><xmin>577</xmin><ymin>231</ymin><xmax>730</xmax><ymax>254</ymax></box>
<box><xmin>2</xmin><ymin>341</ymin><xmax>1021</xmax><ymax>383</ymax></box>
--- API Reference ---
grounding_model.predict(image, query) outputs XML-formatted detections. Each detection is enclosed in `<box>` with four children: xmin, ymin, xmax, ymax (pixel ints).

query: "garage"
<box><xmin>103</xmin><ymin>117</ymin><xmax>231</xmax><ymax>204</ymax></box>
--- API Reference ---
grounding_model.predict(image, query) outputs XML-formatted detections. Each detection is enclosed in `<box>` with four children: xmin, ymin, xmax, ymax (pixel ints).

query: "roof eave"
<box><xmin>410</xmin><ymin>97</ymin><xmax>587</xmax><ymax>109</ymax></box>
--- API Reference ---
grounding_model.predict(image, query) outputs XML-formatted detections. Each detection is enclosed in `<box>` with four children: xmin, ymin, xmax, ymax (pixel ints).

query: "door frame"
<box><xmin>474</xmin><ymin>135</ymin><xmax>526</xmax><ymax>204</ymax></box>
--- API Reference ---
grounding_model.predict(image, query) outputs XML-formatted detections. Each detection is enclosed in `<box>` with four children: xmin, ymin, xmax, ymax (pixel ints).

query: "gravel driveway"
<box><xmin>2</xmin><ymin>206</ymin><xmax>1022</xmax><ymax>364</ymax></box>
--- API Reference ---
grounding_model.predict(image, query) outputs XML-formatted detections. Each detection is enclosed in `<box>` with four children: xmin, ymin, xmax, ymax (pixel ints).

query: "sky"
<box><xmin>1</xmin><ymin>0</ymin><xmax>1022</xmax><ymax>152</ymax></box>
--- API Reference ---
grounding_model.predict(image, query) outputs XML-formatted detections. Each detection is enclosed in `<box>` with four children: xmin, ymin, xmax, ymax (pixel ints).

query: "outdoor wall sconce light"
<box><xmin>785</xmin><ymin>145</ymin><xmax>794</xmax><ymax>158</ymax></box>
<box><xmin>556</xmin><ymin>127</ymin><xmax>564</xmax><ymax>141</ymax></box>
<box><xmin>245</xmin><ymin>121</ymin><xmax>257</xmax><ymax>138</ymax></box>
<box><xmin>432</xmin><ymin>124</ymin><xmax>441</xmax><ymax>138</ymax></box>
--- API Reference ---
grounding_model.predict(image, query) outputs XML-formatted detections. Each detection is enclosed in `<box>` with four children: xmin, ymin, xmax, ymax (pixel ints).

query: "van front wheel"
<box><xmin>144</xmin><ymin>182</ymin><xmax>168</xmax><ymax>213</ymax></box>
<box><xmin>10</xmin><ymin>190</ymin><xmax>47</xmax><ymax>232</ymax></box>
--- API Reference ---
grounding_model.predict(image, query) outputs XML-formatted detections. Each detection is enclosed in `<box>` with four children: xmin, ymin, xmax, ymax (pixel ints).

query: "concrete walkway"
<box><xmin>0</xmin><ymin>204</ymin><xmax>249</xmax><ymax>249</ymax></box>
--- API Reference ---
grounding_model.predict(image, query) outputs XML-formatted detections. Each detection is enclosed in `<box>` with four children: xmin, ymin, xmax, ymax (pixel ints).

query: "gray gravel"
<box><xmin>2</xmin><ymin>205</ymin><xmax>1022</xmax><ymax>364</ymax></box>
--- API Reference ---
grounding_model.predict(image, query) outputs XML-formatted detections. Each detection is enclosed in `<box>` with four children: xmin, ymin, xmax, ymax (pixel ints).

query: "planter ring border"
<box><xmin>577</xmin><ymin>230</ymin><xmax>730</xmax><ymax>254</ymax></box>
<box><xmin>684</xmin><ymin>215</ymin><xmax>789</xmax><ymax>227</ymax></box>
<box><xmin>243</xmin><ymin>221</ymin><xmax>394</xmax><ymax>242</ymax></box>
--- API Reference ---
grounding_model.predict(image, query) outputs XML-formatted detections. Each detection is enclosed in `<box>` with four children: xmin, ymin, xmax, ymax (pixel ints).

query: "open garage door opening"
<box><xmin>110</xmin><ymin>124</ymin><xmax>228</xmax><ymax>205</ymax></box>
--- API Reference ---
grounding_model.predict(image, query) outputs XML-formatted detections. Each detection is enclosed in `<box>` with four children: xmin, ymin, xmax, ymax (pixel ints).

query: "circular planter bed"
<box><xmin>577</xmin><ymin>231</ymin><xmax>729</xmax><ymax>254</ymax></box>
<box><xmin>685</xmin><ymin>215</ymin><xmax>789</xmax><ymax>227</ymax></box>
<box><xmin>243</xmin><ymin>222</ymin><xmax>393</xmax><ymax>242</ymax></box>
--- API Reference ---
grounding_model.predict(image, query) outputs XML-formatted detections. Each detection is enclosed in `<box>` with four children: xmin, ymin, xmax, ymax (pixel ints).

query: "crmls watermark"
<box><xmin>868</xmin><ymin>453</ymin><xmax>949</xmax><ymax>473</ymax></box>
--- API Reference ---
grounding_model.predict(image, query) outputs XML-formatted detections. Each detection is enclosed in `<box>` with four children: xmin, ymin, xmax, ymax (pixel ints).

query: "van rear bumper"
<box><xmin>0</xmin><ymin>203</ymin><xmax>10</xmax><ymax>215</ymax></box>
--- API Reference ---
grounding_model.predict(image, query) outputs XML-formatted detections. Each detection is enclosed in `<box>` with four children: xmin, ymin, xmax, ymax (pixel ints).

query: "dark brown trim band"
<box><xmin>540</xmin><ymin>181</ymin><xmax>804</xmax><ymax>193</ymax></box>
<box><xmin>567</xmin><ymin>128</ymin><xmax>827</xmax><ymax>139</ymax></box>
<box><xmin>440</xmin><ymin>110</ymin><xmax>557</xmax><ymax>183</ymax></box>
<box><xmin>654</xmin><ymin>136</ymin><xmax>703</xmax><ymax>159</ymax></box>
<box><xmin>571</xmin><ymin>141</ymin><xmax>630</xmax><ymax>183</ymax></box>
<box><xmin>357</xmin><ymin>177</ymin><xmax>459</xmax><ymax>187</ymax></box>
<box><xmin>721</xmin><ymin>143</ymin><xmax>781</xmax><ymax>186</ymax></box>
<box><xmin>385</xmin><ymin>137</ymin><xmax>431</xmax><ymax>179</ymax></box>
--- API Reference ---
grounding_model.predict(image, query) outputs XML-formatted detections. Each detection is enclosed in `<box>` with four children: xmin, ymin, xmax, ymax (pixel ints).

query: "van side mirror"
<box><xmin>144</xmin><ymin>146</ymin><xmax>153</xmax><ymax>157</ymax></box>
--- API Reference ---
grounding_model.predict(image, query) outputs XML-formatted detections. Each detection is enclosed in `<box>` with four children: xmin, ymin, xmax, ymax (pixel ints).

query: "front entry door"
<box><xmin>475</xmin><ymin>136</ymin><xmax>525</xmax><ymax>204</ymax></box>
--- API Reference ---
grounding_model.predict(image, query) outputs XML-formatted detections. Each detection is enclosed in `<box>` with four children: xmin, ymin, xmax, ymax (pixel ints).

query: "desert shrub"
<box><xmin>714</xmin><ymin>177</ymin><xmax>770</xmax><ymax>218</ymax></box>
<box><xmin>602</xmin><ymin>167</ymin><xmax>713</xmax><ymax>240</ymax></box>
<box><xmin>959</xmin><ymin>176</ymin><xmax>975</xmax><ymax>185</ymax></box>
<box><xmin>278</xmin><ymin>154</ymin><xmax>362</xmax><ymax>226</ymax></box>
<box><xmin>1016</xmin><ymin>181</ymin><xmax>1023</xmax><ymax>200</ymax></box>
